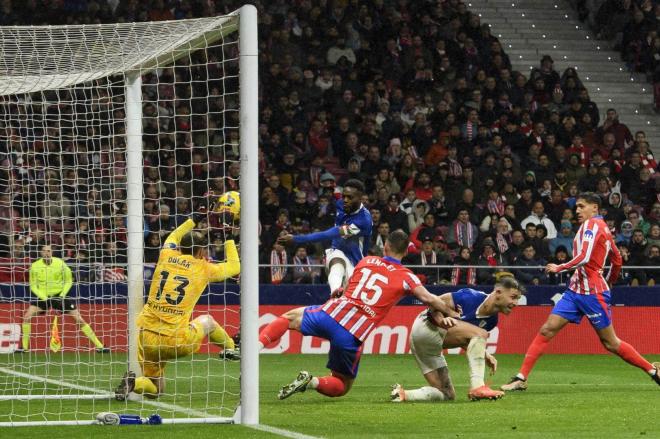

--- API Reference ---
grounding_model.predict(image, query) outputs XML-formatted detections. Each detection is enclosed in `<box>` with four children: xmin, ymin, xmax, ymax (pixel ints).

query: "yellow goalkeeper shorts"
<box><xmin>138</xmin><ymin>321</ymin><xmax>204</xmax><ymax>378</ymax></box>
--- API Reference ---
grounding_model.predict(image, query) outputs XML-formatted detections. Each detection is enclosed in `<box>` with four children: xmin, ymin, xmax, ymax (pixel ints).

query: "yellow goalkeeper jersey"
<box><xmin>137</xmin><ymin>219</ymin><xmax>240</xmax><ymax>336</ymax></box>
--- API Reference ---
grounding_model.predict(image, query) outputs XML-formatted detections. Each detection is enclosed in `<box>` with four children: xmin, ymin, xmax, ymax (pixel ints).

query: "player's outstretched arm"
<box><xmin>208</xmin><ymin>240</ymin><xmax>241</xmax><ymax>282</ymax></box>
<box><xmin>549</xmin><ymin>219</ymin><xmax>596</xmax><ymax>273</ymax></box>
<box><xmin>164</xmin><ymin>195</ymin><xmax>218</xmax><ymax>248</ymax></box>
<box><xmin>412</xmin><ymin>286</ymin><xmax>460</xmax><ymax>320</ymax></box>
<box><xmin>278</xmin><ymin>225</ymin><xmax>345</xmax><ymax>245</ymax></box>
<box><xmin>164</xmin><ymin>219</ymin><xmax>196</xmax><ymax>248</ymax></box>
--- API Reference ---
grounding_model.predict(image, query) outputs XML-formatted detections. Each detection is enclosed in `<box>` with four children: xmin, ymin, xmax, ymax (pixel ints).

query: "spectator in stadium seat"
<box><xmin>647</xmin><ymin>223</ymin><xmax>660</xmax><ymax>249</ymax></box>
<box><xmin>447</xmin><ymin>208</ymin><xmax>478</xmax><ymax>250</ymax></box>
<box><xmin>616</xmin><ymin>220</ymin><xmax>634</xmax><ymax>245</ymax></box>
<box><xmin>382</xmin><ymin>194</ymin><xmax>409</xmax><ymax>234</ymax></box>
<box><xmin>370</xmin><ymin>222</ymin><xmax>390</xmax><ymax>256</ymax></box>
<box><xmin>291</xmin><ymin>246</ymin><xmax>320</xmax><ymax>285</ymax></box>
<box><xmin>451</xmin><ymin>247</ymin><xmax>476</xmax><ymax>286</ymax></box>
<box><xmin>531</xmin><ymin>55</ymin><xmax>560</xmax><ymax>93</ymax></box>
<box><xmin>513</xmin><ymin>242</ymin><xmax>548</xmax><ymax>286</ymax></box>
<box><xmin>144</xmin><ymin>233</ymin><xmax>161</xmax><ymax>264</ymax></box>
<box><xmin>404</xmin><ymin>171</ymin><xmax>433</xmax><ymax>201</ymax></box>
<box><xmin>646</xmin><ymin>245</ymin><xmax>660</xmax><ymax>286</ymax></box>
<box><xmin>627</xmin><ymin>168</ymin><xmax>656</xmax><ymax>208</ymax></box>
<box><xmin>545</xmin><ymin>188</ymin><xmax>569</xmax><ymax>226</ymax></box>
<box><xmin>521</xmin><ymin>201</ymin><xmax>558</xmax><ymax>240</ymax></box>
<box><xmin>476</xmin><ymin>238</ymin><xmax>507</xmax><ymax>285</ymax></box>
<box><xmin>550</xmin><ymin>220</ymin><xmax>575</xmax><ymax>255</ymax></box>
<box><xmin>627</xmin><ymin>209</ymin><xmax>650</xmax><ymax>236</ymax></box>
<box><xmin>547</xmin><ymin>245</ymin><xmax>571</xmax><ymax>285</ymax></box>
<box><xmin>596</xmin><ymin>108</ymin><xmax>633</xmax><ymax>149</ymax></box>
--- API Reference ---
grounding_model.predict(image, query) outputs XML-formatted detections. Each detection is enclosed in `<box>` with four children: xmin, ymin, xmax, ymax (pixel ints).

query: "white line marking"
<box><xmin>0</xmin><ymin>366</ymin><xmax>220</xmax><ymax>418</ymax></box>
<box><xmin>0</xmin><ymin>366</ymin><xmax>112</xmax><ymax>397</ymax></box>
<box><xmin>248</xmin><ymin>424</ymin><xmax>324</xmax><ymax>439</ymax></box>
<box><xmin>0</xmin><ymin>366</ymin><xmax>322</xmax><ymax>438</ymax></box>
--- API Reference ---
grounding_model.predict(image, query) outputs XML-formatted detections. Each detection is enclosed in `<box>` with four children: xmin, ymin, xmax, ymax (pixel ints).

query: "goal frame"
<box><xmin>0</xmin><ymin>4</ymin><xmax>258</xmax><ymax>427</ymax></box>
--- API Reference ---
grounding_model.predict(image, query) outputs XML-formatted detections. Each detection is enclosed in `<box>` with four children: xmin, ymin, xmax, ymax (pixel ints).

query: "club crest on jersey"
<box><xmin>583</xmin><ymin>229</ymin><xmax>594</xmax><ymax>240</ymax></box>
<box><xmin>479</xmin><ymin>320</ymin><xmax>487</xmax><ymax>328</ymax></box>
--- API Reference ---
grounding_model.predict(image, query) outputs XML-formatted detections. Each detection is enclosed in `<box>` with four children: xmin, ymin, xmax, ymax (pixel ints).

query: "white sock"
<box><xmin>309</xmin><ymin>377</ymin><xmax>319</xmax><ymax>389</ymax></box>
<box><xmin>327</xmin><ymin>264</ymin><xmax>346</xmax><ymax>293</ymax></box>
<box><xmin>466</xmin><ymin>337</ymin><xmax>487</xmax><ymax>389</ymax></box>
<box><xmin>516</xmin><ymin>373</ymin><xmax>526</xmax><ymax>380</ymax></box>
<box><xmin>404</xmin><ymin>386</ymin><xmax>446</xmax><ymax>401</ymax></box>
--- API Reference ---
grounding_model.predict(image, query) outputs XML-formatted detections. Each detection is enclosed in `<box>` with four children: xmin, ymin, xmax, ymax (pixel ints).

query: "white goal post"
<box><xmin>0</xmin><ymin>4</ymin><xmax>258</xmax><ymax>426</ymax></box>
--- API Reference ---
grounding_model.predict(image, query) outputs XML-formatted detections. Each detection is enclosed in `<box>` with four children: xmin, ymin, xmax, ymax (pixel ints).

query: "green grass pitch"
<box><xmin>2</xmin><ymin>353</ymin><xmax>659</xmax><ymax>438</ymax></box>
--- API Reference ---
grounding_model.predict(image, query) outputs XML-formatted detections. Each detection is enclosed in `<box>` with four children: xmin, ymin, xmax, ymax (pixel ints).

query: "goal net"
<box><xmin>0</xmin><ymin>6</ymin><xmax>258</xmax><ymax>426</ymax></box>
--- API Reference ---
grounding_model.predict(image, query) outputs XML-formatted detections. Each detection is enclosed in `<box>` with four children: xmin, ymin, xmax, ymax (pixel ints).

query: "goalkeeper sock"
<box><xmin>616</xmin><ymin>341</ymin><xmax>653</xmax><ymax>373</ymax></box>
<box><xmin>327</xmin><ymin>263</ymin><xmax>346</xmax><ymax>294</ymax></box>
<box><xmin>21</xmin><ymin>323</ymin><xmax>31</xmax><ymax>351</ymax></box>
<box><xmin>134</xmin><ymin>377</ymin><xmax>158</xmax><ymax>396</ymax></box>
<box><xmin>404</xmin><ymin>386</ymin><xmax>446</xmax><ymax>402</ymax></box>
<box><xmin>519</xmin><ymin>333</ymin><xmax>551</xmax><ymax>379</ymax></box>
<box><xmin>466</xmin><ymin>336</ymin><xmax>487</xmax><ymax>389</ymax></box>
<box><xmin>209</xmin><ymin>326</ymin><xmax>235</xmax><ymax>350</ymax></box>
<box><xmin>81</xmin><ymin>324</ymin><xmax>104</xmax><ymax>349</ymax></box>
<box><xmin>258</xmin><ymin>317</ymin><xmax>290</xmax><ymax>349</ymax></box>
<box><xmin>312</xmin><ymin>375</ymin><xmax>345</xmax><ymax>397</ymax></box>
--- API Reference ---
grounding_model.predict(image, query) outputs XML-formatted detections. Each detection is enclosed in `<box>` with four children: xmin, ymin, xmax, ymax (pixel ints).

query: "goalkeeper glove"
<box><xmin>192</xmin><ymin>192</ymin><xmax>219</xmax><ymax>224</ymax></box>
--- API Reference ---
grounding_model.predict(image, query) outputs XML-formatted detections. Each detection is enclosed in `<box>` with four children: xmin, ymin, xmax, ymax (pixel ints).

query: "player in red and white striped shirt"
<box><xmin>258</xmin><ymin>230</ymin><xmax>460</xmax><ymax>400</ymax></box>
<box><xmin>502</xmin><ymin>193</ymin><xmax>660</xmax><ymax>391</ymax></box>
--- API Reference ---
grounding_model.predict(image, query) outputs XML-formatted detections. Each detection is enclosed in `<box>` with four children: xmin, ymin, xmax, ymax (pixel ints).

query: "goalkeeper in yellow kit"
<box><xmin>115</xmin><ymin>194</ymin><xmax>241</xmax><ymax>400</ymax></box>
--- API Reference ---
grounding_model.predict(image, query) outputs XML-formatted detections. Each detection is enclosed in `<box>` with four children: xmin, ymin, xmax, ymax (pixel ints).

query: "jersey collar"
<box><xmin>383</xmin><ymin>256</ymin><xmax>401</xmax><ymax>265</ymax></box>
<box><xmin>348</xmin><ymin>203</ymin><xmax>364</xmax><ymax>215</ymax></box>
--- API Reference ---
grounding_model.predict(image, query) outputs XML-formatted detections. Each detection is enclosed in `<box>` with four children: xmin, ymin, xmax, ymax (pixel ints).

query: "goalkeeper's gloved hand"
<box><xmin>192</xmin><ymin>192</ymin><xmax>218</xmax><ymax>224</ymax></box>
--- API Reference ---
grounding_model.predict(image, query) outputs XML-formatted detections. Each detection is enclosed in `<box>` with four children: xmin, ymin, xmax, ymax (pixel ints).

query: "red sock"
<box><xmin>519</xmin><ymin>333</ymin><xmax>551</xmax><ymax>379</ymax></box>
<box><xmin>616</xmin><ymin>341</ymin><xmax>653</xmax><ymax>372</ymax></box>
<box><xmin>259</xmin><ymin>317</ymin><xmax>290</xmax><ymax>347</ymax></box>
<box><xmin>315</xmin><ymin>375</ymin><xmax>346</xmax><ymax>397</ymax></box>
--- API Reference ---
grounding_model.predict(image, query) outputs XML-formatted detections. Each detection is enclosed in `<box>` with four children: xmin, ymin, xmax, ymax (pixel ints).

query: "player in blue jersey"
<box><xmin>278</xmin><ymin>179</ymin><xmax>372</xmax><ymax>297</ymax></box>
<box><xmin>391</xmin><ymin>277</ymin><xmax>523</xmax><ymax>402</ymax></box>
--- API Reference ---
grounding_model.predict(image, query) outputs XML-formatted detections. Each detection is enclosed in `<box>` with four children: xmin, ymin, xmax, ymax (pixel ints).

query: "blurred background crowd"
<box><xmin>0</xmin><ymin>0</ymin><xmax>658</xmax><ymax>286</ymax></box>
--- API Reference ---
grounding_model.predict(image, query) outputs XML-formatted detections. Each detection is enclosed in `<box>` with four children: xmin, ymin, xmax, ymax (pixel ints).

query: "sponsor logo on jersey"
<box><xmin>583</xmin><ymin>229</ymin><xmax>594</xmax><ymax>240</ymax></box>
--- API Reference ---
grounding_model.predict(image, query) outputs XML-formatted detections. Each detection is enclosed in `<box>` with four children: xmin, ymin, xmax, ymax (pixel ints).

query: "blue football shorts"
<box><xmin>300</xmin><ymin>305</ymin><xmax>362</xmax><ymax>378</ymax></box>
<box><xmin>551</xmin><ymin>289</ymin><xmax>612</xmax><ymax>330</ymax></box>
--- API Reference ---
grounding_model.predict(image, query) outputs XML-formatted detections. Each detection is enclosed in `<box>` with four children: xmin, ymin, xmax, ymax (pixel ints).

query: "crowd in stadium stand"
<box><xmin>578</xmin><ymin>0</ymin><xmax>660</xmax><ymax>110</ymax></box>
<box><xmin>0</xmin><ymin>0</ymin><xmax>658</xmax><ymax>287</ymax></box>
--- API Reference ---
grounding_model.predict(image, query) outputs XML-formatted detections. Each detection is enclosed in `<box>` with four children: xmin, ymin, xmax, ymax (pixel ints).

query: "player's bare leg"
<box><xmin>327</xmin><ymin>259</ymin><xmax>347</xmax><ymax>298</ymax></box>
<box><xmin>258</xmin><ymin>306</ymin><xmax>305</xmax><ymax>350</ymax></box>
<box><xmin>502</xmin><ymin>314</ymin><xmax>570</xmax><ymax>391</ymax></box>
<box><xmin>18</xmin><ymin>305</ymin><xmax>43</xmax><ymax>352</ymax></box>
<box><xmin>67</xmin><ymin>309</ymin><xmax>108</xmax><ymax>353</ymax></box>
<box><xmin>193</xmin><ymin>314</ymin><xmax>239</xmax><ymax>360</ymax></box>
<box><xmin>595</xmin><ymin>324</ymin><xmax>658</xmax><ymax>382</ymax></box>
<box><xmin>392</xmin><ymin>367</ymin><xmax>455</xmax><ymax>402</ymax></box>
<box><xmin>443</xmin><ymin>322</ymin><xmax>503</xmax><ymax>401</ymax></box>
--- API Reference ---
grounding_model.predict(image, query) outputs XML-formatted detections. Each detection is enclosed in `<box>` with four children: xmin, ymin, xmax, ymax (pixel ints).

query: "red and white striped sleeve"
<box><xmin>605</xmin><ymin>236</ymin><xmax>622</xmax><ymax>285</ymax></box>
<box><xmin>557</xmin><ymin>219</ymin><xmax>598</xmax><ymax>272</ymax></box>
